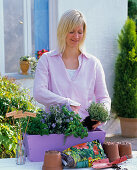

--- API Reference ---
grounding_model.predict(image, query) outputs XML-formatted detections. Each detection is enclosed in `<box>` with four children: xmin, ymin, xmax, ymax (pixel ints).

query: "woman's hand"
<box><xmin>70</xmin><ymin>105</ymin><xmax>80</xmax><ymax>114</ymax></box>
<box><xmin>91</xmin><ymin>120</ymin><xmax>101</xmax><ymax>130</ymax></box>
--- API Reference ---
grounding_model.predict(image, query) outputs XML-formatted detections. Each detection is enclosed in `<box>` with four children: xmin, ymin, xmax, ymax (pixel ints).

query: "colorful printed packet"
<box><xmin>61</xmin><ymin>139</ymin><xmax>106</xmax><ymax>168</ymax></box>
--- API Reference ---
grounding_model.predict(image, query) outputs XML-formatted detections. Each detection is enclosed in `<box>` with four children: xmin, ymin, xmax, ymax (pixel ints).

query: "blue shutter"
<box><xmin>34</xmin><ymin>0</ymin><xmax>49</xmax><ymax>54</ymax></box>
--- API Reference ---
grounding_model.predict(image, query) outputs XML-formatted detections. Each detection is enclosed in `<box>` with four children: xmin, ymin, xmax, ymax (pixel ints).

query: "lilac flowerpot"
<box><xmin>23</xmin><ymin>128</ymin><xmax>106</xmax><ymax>162</ymax></box>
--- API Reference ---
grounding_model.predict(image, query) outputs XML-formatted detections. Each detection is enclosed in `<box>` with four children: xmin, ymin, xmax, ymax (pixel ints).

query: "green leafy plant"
<box><xmin>0</xmin><ymin>76</ymin><xmax>36</xmax><ymax>118</ymax></box>
<box><xmin>0</xmin><ymin>123</ymin><xmax>17</xmax><ymax>158</ymax></box>
<box><xmin>86</xmin><ymin>102</ymin><xmax>109</xmax><ymax>122</ymax></box>
<box><xmin>0</xmin><ymin>76</ymin><xmax>38</xmax><ymax>158</ymax></box>
<box><xmin>20</xmin><ymin>56</ymin><xmax>30</xmax><ymax>61</ymax></box>
<box><xmin>22</xmin><ymin>105</ymin><xmax>88</xmax><ymax>139</ymax></box>
<box><xmin>21</xmin><ymin>110</ymin><xmax>49</xmax><ymax>136</ymax></box>
<box><xmin>112</xmin><ymin>18</ymin><xmax>137</xmax><ymax>118</ymax></box>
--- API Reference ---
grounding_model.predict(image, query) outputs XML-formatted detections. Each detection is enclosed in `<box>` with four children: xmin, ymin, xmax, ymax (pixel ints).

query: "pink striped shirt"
<box><xmin>33</xmin><ymin>50</ymin><xmax>111</xmax><ymax>120</ymax></box>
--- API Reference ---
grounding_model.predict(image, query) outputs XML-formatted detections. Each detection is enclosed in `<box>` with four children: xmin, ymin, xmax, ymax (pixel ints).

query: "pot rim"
<box><xmin>119</xmin><ymin>117</ymin><xmax>137</xmax><ymax>121</ymax></box>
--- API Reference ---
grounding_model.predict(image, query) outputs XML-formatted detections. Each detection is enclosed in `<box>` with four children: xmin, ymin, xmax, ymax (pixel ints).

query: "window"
<box><xmin>0</xmin><ymin>0</ymin><xmax>49</xmax><ymax>75</ymax></box>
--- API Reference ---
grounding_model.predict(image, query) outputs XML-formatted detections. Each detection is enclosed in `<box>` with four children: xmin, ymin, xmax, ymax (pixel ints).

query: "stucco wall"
<box><xmin>56</xmin><ymin>0</ymin><xmax>128</xmax><ymax>98</ymax></box>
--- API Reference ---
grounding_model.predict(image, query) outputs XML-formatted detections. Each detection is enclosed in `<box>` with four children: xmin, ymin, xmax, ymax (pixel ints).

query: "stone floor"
<box><xmin>101</xmin><ymin>115</ymin><xmax>137</xmax><ymax>151</ymax></box>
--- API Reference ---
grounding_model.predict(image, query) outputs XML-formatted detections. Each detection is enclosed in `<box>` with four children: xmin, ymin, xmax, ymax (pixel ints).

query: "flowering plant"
<box><xmin>29</xmin><ymin>49</ymin><xmax>48</xmax><ymax>73</ymax></box>
<box><xmin>22</xmin><ymin>105</ymin><xmax>88</xmax><ymax>139</ymax></box>
<box><xmin>36</xmin><ymin>49</ymin><xmax>48</xmax><ymax>59</ymax></box>
<box><xmin>29</xmin><ymin>57</ymin><xmax>38</xmax><ymax>73</ymax></box>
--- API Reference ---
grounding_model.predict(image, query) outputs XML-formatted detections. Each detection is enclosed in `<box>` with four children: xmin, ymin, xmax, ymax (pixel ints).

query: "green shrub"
<box><xmin>0</xmin><ymin>76</ymin><xmax>38</xmax><ymax>158</ymax></box>
<box><xmin>0</xmin><ymin>122</ymin><xmax>17</xmax><ymax>158</ymax></box>
<box><xmin>0</xmin><ymin>76</ymin><xmax>36</xmax><ymax>118</ymax></box>
<box><xmin>128</xmin><ymin>0</ymin><xmax>137</xmax><ymax>30</ymax></box>
<box><xmin>112</xmin><ymin>18</ymin><xmax>137</xmax><ymax>118</ymax></box>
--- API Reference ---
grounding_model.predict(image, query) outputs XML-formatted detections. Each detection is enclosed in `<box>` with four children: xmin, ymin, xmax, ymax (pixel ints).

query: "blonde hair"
<box><xmin>57</xmin><ymin>9</ymin><xmax>87</xmax><ymax>53</ymax></box>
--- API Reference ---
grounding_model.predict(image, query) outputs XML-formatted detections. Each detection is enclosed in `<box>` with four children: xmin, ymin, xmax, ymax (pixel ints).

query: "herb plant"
<box><xmin>86</xmin><ymin>102</ymin><xmax>109</xmax><ymax>122</ymax></box>
<box><xmin>22</xmin><ymin>105</ymin><xmax>88</xmax><ymax>139</ymax></box>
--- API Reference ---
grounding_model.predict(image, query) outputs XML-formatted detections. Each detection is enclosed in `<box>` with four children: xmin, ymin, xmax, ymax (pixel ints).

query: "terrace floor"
<box><xmin>102</xmin><ymin>115</ymin><xmax>137</xmax><ymax>151</ymax></box>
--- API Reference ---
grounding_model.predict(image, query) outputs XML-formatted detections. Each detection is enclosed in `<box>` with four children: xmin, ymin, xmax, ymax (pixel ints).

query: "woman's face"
<box><xmin>66</xmin><ymin>24</ymin><xmax>84</xmax><ymax>49</ymax></box>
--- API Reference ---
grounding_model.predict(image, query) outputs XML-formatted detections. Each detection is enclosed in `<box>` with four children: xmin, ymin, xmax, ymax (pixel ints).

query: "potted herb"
<box><xmin>83</xmin><ymin>102</ymin><xmax>109</xmax><ymax>131</ymax></box>
<box><xmin>112</xmin><ymin>18</ymin><xmax>137</xmax><ymax>137</ymax></box>
<box><xmin>20</xmin><ymin>56</ymin><xmax>31</xmax><ymax>75</ymax></box>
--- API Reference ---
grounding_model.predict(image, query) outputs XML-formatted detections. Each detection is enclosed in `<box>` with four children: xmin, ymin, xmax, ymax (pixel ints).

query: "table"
<box><xmin>0</xmin><ymin>151</ymin><xmax>137</xmax><ymax>170</ymax></box>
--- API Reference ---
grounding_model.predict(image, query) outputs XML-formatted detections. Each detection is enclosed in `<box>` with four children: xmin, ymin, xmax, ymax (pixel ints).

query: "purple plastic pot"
<box><xmin>23</xmin><ymin>128</ymin><xmax>106</xmax><ymax>162</ymax></box>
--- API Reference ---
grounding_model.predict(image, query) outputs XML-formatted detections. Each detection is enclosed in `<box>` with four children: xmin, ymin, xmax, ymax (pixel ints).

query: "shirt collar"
<box><xmin>50</xmin><ymin>49</ymin><xmax>91</xmax><ymax>59</ymax></box>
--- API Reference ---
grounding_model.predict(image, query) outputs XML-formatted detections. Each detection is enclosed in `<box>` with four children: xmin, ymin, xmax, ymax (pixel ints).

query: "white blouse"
<box><xmin>66</xmin><ymin>69</ymin><xmax>77</xmax><ymax>79</ymax></box>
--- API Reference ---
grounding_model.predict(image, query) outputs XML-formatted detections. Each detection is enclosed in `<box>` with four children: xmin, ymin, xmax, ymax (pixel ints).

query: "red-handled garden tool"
<box><xmin>92</xmin><ymin>155</ymin><xmax>127</xmax><ymax>169</ymax></box>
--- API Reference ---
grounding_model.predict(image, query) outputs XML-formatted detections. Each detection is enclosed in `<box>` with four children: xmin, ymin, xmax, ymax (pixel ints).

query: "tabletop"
<box><xmin>0</xmin><ymin>151</ymin><xmax>137</xmax><ymax>170</ymax></box>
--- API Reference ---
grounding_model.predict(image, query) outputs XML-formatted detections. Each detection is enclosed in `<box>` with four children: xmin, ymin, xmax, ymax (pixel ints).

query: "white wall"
<box><xmin>50</xmin><ymin>0</ymin><xmax>128</xmax><ymax>98</ymax></box>
<box><xmin>0</xmin><ymin>0</ymin><xmax>5</xmax><ymax>75</ymax></box>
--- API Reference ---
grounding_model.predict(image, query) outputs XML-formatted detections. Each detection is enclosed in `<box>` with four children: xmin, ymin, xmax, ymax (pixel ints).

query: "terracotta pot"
<box><xmin>103</xmin><ymin>142</ymin><xmax>120</xmax><ymax>162</ymax></box>
<box><xmin>118</xmin><ymin>142</ymin><xmax>132</xmax><ymax>159</ymax></box>
<box><xmin>119</xmin><ymin>117</ymin><xmax>137</xmax><ymax>137</ymax></box>
<box><xmin>20</xmin><ymin>61</ymin><xmax>30</xmax><ymax>75</ymax></box>
<box><xmin>42</xmin><ymin>150</ymin><xmax>62</xmax><ymax>170</ymax></box>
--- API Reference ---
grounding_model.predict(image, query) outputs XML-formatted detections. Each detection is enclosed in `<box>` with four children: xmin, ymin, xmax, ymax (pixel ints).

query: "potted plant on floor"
<box><xmin>20</xmin><ymin>56</ymin><xmax>30</xmax><ymax>75</ymax></box>
<box><xmin>112</xmin><ymin>18</ymin><xmax>137</xmax><ymax>137</ymax></box>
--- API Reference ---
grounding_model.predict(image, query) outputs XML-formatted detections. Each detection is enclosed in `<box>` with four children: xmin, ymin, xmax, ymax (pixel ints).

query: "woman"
<box><xmin>33</xmin><ymin>9</ymin><xmax>111</xmax><ymax>128</ymax></box>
